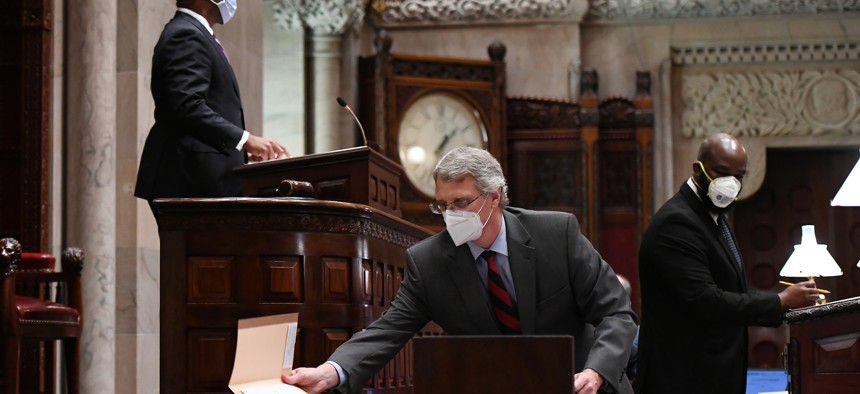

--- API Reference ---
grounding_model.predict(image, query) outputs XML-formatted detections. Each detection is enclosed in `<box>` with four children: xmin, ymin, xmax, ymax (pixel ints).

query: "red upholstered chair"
<box><xmin>1</xmin><ymin>238</ymin><xmax>82</xmax><ymax>394</ymax></box>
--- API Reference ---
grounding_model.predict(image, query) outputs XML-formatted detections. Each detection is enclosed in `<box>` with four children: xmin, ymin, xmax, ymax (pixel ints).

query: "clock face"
<box><xmin>398</xmin><ymin>91</ymin><xmax>488</xmax><ymax>197</ymax></box>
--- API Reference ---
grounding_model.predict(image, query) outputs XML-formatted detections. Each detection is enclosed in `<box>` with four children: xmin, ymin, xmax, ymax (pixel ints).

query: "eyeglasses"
<box><xmin>429</xmin><ymin>193</ymin><xmax>487</xmax><ymax>215</ymax></box>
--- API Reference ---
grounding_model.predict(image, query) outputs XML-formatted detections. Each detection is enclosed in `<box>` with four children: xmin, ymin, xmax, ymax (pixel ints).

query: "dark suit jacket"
<box><xmin>329</xmin><ymin>207</ymin><xmax>638</xmax><ymax>394</ymax></box>
<box><xmin>636</xmin><ymin>184</ymin><xmax>783</xmax><ymax>394</ymax></box>
<box><xmin>134</xmin><ymin>11</ymin><xmax>246</xmax><ymax>200</ymax></box>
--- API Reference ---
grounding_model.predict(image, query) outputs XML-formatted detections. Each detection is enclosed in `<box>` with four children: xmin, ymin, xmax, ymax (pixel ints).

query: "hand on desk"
<box><xmin>778</xmin><ymin>280</ymin><xmax>820</xmax><ymax>309</ymax></box>
<box><xmin>574</xmin><ymin>368</ymin><xmax>603</xmax><ymax>394</ymax></box>
<box><xmin>282</xmin><ymin>363</ymin><xmax>338</xmax><ymax>394</ymax></box>
<box><xmin>246</xmin><ymin>134</ymin><xmax>290</xmax><ymax>162</ymax></box>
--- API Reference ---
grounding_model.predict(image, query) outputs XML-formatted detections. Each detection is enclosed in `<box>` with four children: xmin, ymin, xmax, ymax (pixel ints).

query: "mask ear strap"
<box><xmin>697</xmin><ymin>161</ymin><xmax>715</xmax><ymax>183</ymax></box>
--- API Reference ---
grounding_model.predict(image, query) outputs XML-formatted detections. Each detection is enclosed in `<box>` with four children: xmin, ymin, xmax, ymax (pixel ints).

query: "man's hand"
<box><xmin>281</xmin><ymin>363</ymin><xmax>339</xmax><ymax>394</ymax></box>
<box><xmin>245</xmin><ymin>134</ymin><xmax>290</xmax><ymax>162</ymax></box>
<box><xmin>778</xmin><ymin>280</ymin><xmax>820</xmax><ymax>310</ymax></box>
<box><xmin>573</xmin><ymin>368</ymin><xmax>603</xmax><ymax>394</ymax></box>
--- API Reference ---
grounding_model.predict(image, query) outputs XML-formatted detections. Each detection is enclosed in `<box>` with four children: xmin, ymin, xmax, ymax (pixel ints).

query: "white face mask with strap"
<box><xmin>443</xmin><ymin>194</ymin><xmax>493</xmax><ymax>246</ymax></box>
<box><xmin>210</xmin><ymin>0</ymin><xmax>237</xmax><ymax>24</ymax></box>
<box><xmin>693</xmin><ymin>161</ymin><xmax>741</xmax><ymax>208</ymax></box>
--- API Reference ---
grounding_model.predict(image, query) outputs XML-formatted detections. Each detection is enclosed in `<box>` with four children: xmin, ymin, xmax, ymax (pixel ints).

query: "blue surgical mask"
<box><xmin>211</xmin><ymin>0</ymin><xmax>237</xmax><ymax>24</ymax></box>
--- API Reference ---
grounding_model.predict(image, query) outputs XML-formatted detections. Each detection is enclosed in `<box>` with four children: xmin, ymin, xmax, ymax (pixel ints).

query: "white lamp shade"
<box><xmin>780</xmin><ymin>225</ymin><xmax>843</xmax><ymax>278</ymax></box>
<box><xmin>832</xmin><ymin>151</ymin><xmax>860</xmax><ymax>206</ymax></box>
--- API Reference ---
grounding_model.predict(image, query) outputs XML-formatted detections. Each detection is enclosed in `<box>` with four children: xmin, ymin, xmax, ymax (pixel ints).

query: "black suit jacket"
<box><xmin>329</xmin><ymin>207</ymin><xmax>638</xmax><ymax>394</ymax></box>
<box><xmin>135</xmin><ymin>11</ymin><xmax>246</xmax><ymax>200</ymax></box>
<box><xmin>636</xmin><ymin>184</ymin><xmax>783</xmax><ymax>394</ymax></box>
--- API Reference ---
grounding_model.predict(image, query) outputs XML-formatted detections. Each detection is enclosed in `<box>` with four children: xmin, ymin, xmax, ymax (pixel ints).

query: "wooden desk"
<box><xmin>785</xmin><ymin>296</ymin><xmax>860</xmax><ymax>394</ymax></box>
<box><xmin>155</xmin><ymin>198</ymin><xmax>432</xmax><ymax>393</ymax></box>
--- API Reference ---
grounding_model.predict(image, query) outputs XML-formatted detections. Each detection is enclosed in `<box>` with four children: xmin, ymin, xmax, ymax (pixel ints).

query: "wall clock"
<box><xmin>358</xmin><ymin>31</ymin><xmax>507</xmax><ymax>230</ymax></box>
<box><xmin>397</xmin><ymin>91</ymin><xmax>488</xmax><ymax>197</ymax></box>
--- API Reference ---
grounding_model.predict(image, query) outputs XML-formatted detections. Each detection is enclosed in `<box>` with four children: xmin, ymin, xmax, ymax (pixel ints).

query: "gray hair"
<box><xmin>433</xmin><ymin>147</ymin><xmax>510</xmax><ymax>208</ymax></box>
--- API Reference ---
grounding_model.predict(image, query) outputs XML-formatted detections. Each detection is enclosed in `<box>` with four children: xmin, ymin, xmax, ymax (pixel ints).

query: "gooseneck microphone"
<box><xmin>337</xmin><ymin>96</ymin><xmax>368</xmax><ymax>146</ymax></box>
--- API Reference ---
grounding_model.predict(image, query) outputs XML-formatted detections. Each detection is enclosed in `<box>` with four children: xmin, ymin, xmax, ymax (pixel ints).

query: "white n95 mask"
<box><xmin>696</xmin><ymin>161</ymin><xmax>741</xmax><ymax>208</ymax></box>
<box><xmin>443</xmin><ymin>196</ymin><xmax>493</xmax><ymax>246</ymax></box>
<box><xmin>211</xmin><ymin>0</ymin><xmax>237</xmax><ymax>24</ymax></box>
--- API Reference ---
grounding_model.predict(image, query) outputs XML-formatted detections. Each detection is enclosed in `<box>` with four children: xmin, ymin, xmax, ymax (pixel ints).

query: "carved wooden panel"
<box><xmin>188</xmin><ymin>256</ymin><xmax>236</xmax><ymax>303</ymax></box>
<box><xmin>187</xmin><ymin>329</ymin><xmax>234</xmax><ymax>391</ymax></box>
<box><xmin>785</xmin><ymin>297</ymin><xmax>860</xmax><ymax>393</ymax></box>
<box><xmin>505</xmin><ymin>72</ymin><xmax>653</xmax><ymax>315</ymax></box>
<box><xmin>322</xmin><ymin>257</ymin><xmax>351</xmax><ymax>304</ymax></box>
<box><xmin>158</xmin><ymin>199</ymin><xmax>432</xmax><ymax>393</ymax></box>
<box><xmin>374</xmin><ymin>262</ymin><xmax>384</xmax><ymax>306</ymax></box>
<box><xmin>262</xmin><ymin>256</ymin><xmax>303</xmax><ymax>303</ymax></box>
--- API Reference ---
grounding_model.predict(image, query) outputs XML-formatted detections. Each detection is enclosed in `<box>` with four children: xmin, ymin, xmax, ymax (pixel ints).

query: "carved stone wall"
<box><xmin>671</xmin><ymin>41</ymin><xmax>860</xmax><ymax>199</ymax></box>
<box><xmin>682</xmin><ymin>68</ymin><xmax>860</xmax><ymax>138</ymax></box>
<box><xmin>371</xmin><ymin>0</ymin><xmax>588</xmax><ymax>26</ymax></box>
<box><xmin>587</xmin><ymin>0</ymin><xmax>860</xmax><ymax>21</ymax></box>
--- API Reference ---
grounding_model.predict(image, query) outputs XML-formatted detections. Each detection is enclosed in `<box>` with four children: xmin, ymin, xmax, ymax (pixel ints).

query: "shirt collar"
<box><xmin>178</xmin><ymin>8</ymin><xmax>214</xmax><ymax>35</ymax></box>
<box><xmin>467</xmin><ymin>215</ymin><xmax>508</xmax><ymax>259</ymax></box>
<box><xmin>687</xmin><ymin>177</ymin><xmax>719</xmax><ymax>224</ymax></box>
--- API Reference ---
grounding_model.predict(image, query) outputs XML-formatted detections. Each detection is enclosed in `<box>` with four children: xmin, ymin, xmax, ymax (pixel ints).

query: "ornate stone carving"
<box><xmin>270</xmin><ymin>0</ymin><xmax>368</xmax><ymax>34</ymax></box>
<box><xmin>672</xmin><ymin>42</ymin><xmax>860</xmax><ymax>66</ymax></box>
<box><xmin>588</xmin><ymin>0</ymin><xmax>860</xmax><ymax>21</ymax></box>
<box><xmin>681</xmin><ymin>69</ymin><xmax>860</xmax><ymax>138</ymax></box>
<box><xmin>371</xmin><ymin>0</ymin><xmax>588</xmax><ymax>26</ymax></box>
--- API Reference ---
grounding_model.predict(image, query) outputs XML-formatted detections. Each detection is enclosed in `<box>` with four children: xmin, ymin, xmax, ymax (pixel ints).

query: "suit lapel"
<box><xmin>503</xmin><ymin>211</ymin><xmax>537</xmax><ymax>334</ymax></box>
<box><xmin>444</xmin><ymin>242</ymin><xmax>500</xmax><ymax>334</ymax></box>
<box><xmin>680</xmin><ymin>186</ymin><xmax>747</xmax><ymax>289</ymax></box>
<box><xmin>177</xmin><ymin>12</ymin><xmax>242</xmax><ymax>97</ymax></box>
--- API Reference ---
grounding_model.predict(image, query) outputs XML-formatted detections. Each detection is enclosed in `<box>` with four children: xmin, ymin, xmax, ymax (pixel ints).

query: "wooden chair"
<box><xmin>1</xmin><ymin>238</ymin><xmax>82</xmax><ymax>394</ymax></box>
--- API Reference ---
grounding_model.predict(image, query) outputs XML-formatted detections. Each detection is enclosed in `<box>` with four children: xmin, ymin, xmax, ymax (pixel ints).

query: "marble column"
<box><xmin>309</xmin><ymin>34</ymin><xmax>342</xmax><ymax>153</ymax></box>
<box><xmin>66</xmin><ymin>1</ymin><xmax>117</xmax><ymax>392</ymax></box>
<box><xmin>270</xmin><ymin>0</ymin><xmax>368</xmax><ymax>153</ymax></box>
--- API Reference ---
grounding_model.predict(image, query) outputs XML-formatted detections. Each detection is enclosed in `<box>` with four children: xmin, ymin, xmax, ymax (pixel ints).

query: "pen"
<box><xmin>779</xmin><ymin>280</ymin><xmax>830</xmax><ymax>294</ymax></box>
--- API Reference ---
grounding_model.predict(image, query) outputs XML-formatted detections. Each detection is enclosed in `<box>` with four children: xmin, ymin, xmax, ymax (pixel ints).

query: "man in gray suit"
<box><xmin>284</xmin><ymin>147</ymin><xmax>637</xmax><ymax>394</ymax></box>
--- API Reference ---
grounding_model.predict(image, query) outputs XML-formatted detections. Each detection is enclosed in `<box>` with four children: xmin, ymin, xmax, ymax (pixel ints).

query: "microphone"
<box><xmin>337</xmin><ymin>96</ymin><xmax>368</xmax><ymax>146</ymax></box>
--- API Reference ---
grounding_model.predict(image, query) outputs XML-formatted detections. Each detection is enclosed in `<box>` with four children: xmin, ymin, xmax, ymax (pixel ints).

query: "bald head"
<box><xmin>693</xmin><ymin>133</ymin><xmax>747</xmax><ymax>181</ymax></box>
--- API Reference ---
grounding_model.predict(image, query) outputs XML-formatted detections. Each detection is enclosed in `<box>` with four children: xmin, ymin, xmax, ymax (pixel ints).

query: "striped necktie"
<box><xmin>718</xmin><ymin>215</ymin><xmax>743</xmax><ymax>270</ymax></box>
<box><xmin>481</xmin><ymin>250</ymin><xmax>521</xmax><ymax>334</ymax></box>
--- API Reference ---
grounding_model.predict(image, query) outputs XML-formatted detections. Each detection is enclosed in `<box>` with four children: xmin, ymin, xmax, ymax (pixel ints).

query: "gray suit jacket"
<box><xmin>329</xmin><ymin>207</ymin><xmax>638</xmax><ymax>393</ymax></box>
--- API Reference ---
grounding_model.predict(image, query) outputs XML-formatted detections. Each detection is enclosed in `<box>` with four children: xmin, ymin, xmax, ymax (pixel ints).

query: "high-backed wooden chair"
<box><xmin>1</xmin><ymin>238</ymin><xmax>82</xmax><ymax>394</ymax></box>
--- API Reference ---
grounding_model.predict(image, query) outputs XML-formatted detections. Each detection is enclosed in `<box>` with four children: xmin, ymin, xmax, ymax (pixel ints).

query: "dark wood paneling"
<box><xmin>735</xmin><ymin>147</ymin><xmax>860</xmax><ymax>369</ymax></box>
<box><xmin>0</xmin><ymin>0</ymin><xmax>51</xmax><ymax>253</ymax></box>
<box><xmin>157</xmin><ymin>199</ymin><xmax>432</xmax><ymax>393</ymax></box>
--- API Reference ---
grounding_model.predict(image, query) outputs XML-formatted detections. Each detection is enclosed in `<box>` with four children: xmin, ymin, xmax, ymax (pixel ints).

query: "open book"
<box><xmin>228</xmin><ymin>313</ymin><xmax>307</xmax><ymax>394</ymax></box>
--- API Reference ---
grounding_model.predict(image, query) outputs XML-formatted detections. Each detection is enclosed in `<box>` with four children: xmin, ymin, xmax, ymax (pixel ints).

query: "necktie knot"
<box><xmin>481</xmin><ymin>250</ymin><xmax>496</xmax><ymax>262</ymax></box>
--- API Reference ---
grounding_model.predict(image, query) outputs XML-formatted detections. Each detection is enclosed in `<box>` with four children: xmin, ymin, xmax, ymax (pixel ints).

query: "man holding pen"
<box><xmin>636</xmin><ymin>133</ymin><xmax>820</xmax><ymax>394</ymax></box>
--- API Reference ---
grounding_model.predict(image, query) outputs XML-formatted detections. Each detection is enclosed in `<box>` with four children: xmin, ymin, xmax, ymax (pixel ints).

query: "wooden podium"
<box><xmin>234</xmin><ymin>146</ymin><xmax>403</xmax><ymax>217</ymax></box>
<box><xmin>784</xmin><ymin>296</ymin><xmax>860</xmax><ymax>394</ymax></box>
<box><xmin>412</xmin><ymin>336</ymin><xmax>575</xmax><ymax>394</ymax></box>
<box><xmin>155</xmin><ymin>147</ymin><xmax>433</xmax><ymax>393</ymax></box>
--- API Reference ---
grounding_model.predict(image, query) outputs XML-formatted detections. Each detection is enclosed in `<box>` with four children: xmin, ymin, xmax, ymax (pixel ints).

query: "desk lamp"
<box><xmin>780</xmin><ymin>225</ymin><xmax>842</xmax><ymax>303</ymax></box>
<box><xmin>830</xmin><ymin>150</ymin><xmax>860</xmax><ymax>267</ymax></box>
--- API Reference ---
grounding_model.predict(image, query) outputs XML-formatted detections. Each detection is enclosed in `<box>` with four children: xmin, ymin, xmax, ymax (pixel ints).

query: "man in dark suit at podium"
<box><xmin>135</xmin><ymin>0</ymin><xmax>288</xmax><ymax>209</ymax></box>
<box><xmin>636</xmin><ymin>133</ymin><xmax>820</xmax><ymax>394</ymax></box>
<box><xmin>284</xmin><ymin>147</ymin><xmax>637</xmax><ymax>394</ymax></box>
